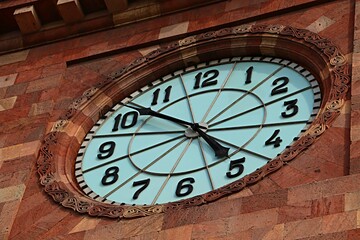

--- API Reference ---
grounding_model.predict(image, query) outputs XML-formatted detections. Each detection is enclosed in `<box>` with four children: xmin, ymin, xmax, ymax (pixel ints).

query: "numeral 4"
<box><xmin>265</xmin><ymin>129</ymin><xmax>282</xmax><ymax>147</ymax></box>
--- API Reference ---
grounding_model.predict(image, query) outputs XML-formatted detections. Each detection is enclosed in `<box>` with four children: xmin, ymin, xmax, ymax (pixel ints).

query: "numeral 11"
<box><xmin>151</xmin><ymin>86</ymin><xmax>172</xmax><ymax>105</ymax></box>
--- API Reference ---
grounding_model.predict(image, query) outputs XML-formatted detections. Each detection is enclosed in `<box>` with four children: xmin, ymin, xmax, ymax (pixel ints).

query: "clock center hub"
<box><xmin>185</xmin><ymin>122</ymin><xmax>208</xmax><ymax>138</ymax></box>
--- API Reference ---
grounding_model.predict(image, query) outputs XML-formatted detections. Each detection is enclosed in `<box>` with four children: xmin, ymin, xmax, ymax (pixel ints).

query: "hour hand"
<box><xmin>192</xmin><ymin>123</ymin><xmax>229</xmax><ymax>158</ymax></box>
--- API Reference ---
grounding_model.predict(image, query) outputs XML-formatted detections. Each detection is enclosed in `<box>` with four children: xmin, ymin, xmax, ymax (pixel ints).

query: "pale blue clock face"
<box><xmin>75</xmin><ymin>57</ymin><xmax>321</xmax><ymax>205</ymax></box>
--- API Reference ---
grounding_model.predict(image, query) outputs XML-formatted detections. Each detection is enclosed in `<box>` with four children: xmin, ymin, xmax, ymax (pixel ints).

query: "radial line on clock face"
<box><xmin>103</xmin><ymin>137</ymin><xmax>188</xmax><ymax>199</ymax></box>
<box><xmin>151</xmin><ymin>139</ymin><xmax>193</xmax><ymax>205</ymax></box>
<box><xmin>206</xmin><ymin>64</ymin><xmax>285</xmax><ymax>125</ymax></box>
<box><xmin>180</xmin><ymin>73</ymin><xmax>215</xmax><ymax>190</ymax></box>
<box><xmin>201</xmin><ymin>62</ymin><xmax>238</xmax><ymax>123</ymax></box>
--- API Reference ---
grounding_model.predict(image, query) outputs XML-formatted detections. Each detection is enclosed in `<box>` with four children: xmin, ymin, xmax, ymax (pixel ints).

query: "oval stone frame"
<box><xmin>37</xmin><ymin>24</ymin><xmax>349</xmax><ymax>219</ymax></box>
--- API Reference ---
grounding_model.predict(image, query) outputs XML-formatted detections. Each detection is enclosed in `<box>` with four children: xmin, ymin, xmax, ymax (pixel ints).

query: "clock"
<box><xmin>75</xmin><ymin>56</ymin><xmax>321</xmax><ymax>206</ymax></box>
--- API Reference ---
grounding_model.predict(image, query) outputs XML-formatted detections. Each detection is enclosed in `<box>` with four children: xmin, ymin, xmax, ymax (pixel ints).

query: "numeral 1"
<box><xmin>151</xmin><ymin>86</ymin><xmax>172</xmax><ymax>105</ymax></box>
<box><xmin>245</xmin><ymin>66</ymin><xmax>253</xmax><ymax>84</ymax></box>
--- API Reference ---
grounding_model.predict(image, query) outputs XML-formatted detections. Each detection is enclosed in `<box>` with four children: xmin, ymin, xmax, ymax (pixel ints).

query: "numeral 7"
<box><xmin>132</xmin><ymin>179</ymin><xmax>150</xmax><ymax>200</ymax></box>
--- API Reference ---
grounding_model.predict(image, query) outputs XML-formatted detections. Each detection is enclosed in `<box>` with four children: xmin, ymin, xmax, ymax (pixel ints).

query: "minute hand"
<box><xmin>137</xmin><ymin>108</ymin><xmax>194</xmax><ymax>127</ymax></box>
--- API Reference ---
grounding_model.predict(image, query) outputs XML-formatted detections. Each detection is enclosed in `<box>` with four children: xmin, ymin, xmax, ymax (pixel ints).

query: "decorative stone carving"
<box><xmin>37</xmin><ymin>24</ymin><xmax>350</xmax><ymax>219</ymax></box>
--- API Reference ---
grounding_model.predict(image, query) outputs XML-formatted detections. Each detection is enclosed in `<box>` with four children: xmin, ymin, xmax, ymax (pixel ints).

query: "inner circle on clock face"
<box><xmin>127</xmin><ymin>89</ymin><xmax>266</xmax><ymax>176</ymax></box>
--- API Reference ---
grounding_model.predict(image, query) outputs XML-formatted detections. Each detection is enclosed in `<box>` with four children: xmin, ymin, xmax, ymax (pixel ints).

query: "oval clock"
<box><xmin>37</xmin><ymin>24</ymin><xmax>349</xmax><ymax>218</ymax></box>
<box><xmin>75</xmin><ymin>57</ymin><xmax>321</xmax><ymax>205</ymax></box>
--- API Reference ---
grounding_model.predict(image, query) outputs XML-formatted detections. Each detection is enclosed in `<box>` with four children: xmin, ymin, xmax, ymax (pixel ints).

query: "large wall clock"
<box><xmin>75</xmin><ymin>57</ymin><xmax>321</xmax><ymax>205</ymax></box>
<box><xmin>37</xmin><ymin>24</ymin><xmax>349</xmax><ymax>218</ymax></box>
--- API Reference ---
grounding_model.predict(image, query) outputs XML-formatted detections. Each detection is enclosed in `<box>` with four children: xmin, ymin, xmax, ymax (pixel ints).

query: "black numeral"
<box><xmin>112</xmin><ymin>111</ymin><xmax>138</xmax><ymax>131</ymax></box>
<box><xmin>265</xmin><ymin>129</ymin><xmax>282</xmax><ymax>147</ymax></box>
<box><xmin>281</xmin><ymin>99</ymin><xmax>299</xmax><ymax>118</ymax></box>
<box><xmin>151</xmin><ymin>86</ymin><xmax>172</xmax><ymax>106</ymax></box>
<box><xmin>271</xmin><ymin>77</ymin><xmax>289</xmax><ymax>96</ymax></box>
<box><xmin>97</xmin><ymin>141</ymin><xmax>116</xmax><ymax>159</ymax></box>
<box><xmin>132</xmin><ymin>178</ymin><xmax>150</xmax><ymax>200</ymax></box>
<box><xmin>194</xmin><ymin>70</ymin><xmax>219</xmax><ymax>89</ymax></box>
<box><xmin>245</xmin><ymin>66</ymin><xmax>253</xmax><ymax>84</ymax></box>
<box><xmin>101</xmin><ymin>166</ymin><xmax>119</xmax><ymax>185</ymax></box>
<box><xmin>226</xmin><ymin>157</ymin><xmax>245</xmax><ymax>178</ymax></box>
<box><xmin>176</xmin><ymin>177</ymin><xmax>195</xmax><ymax>197</ymax></box>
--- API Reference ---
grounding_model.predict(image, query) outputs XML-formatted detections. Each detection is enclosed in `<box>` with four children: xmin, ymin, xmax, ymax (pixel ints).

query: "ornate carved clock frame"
<box><xmin>37</xmin><ymin>24</ymin><xmax>349</xmax><ymax>219</ymax></box>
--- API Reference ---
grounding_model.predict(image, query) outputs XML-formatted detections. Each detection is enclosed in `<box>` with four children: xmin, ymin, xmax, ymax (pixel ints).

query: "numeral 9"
<box><xmin>97</xmin><ymin>141</ymin><xmax>116</xmax><ymax>159</ymax></box>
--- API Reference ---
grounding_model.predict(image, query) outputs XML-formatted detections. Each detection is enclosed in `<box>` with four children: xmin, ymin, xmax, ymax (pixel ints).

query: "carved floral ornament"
<box><xmin>37</xmin><ymin>24</ymin><xmax>349</xmax><ymax>219</ymax></box>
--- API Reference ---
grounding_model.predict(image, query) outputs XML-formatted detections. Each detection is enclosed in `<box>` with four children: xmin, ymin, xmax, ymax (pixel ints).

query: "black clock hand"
<box><xmin>191</xmin><ymin>123</ymin><xmax>229</xmax><ymax>158</ymax></box>
<box><xmin>124</xmin><ymin>104</ymin><xmax>228</xmax><ymax>158</ymax></box>
<box><xmin>137</xmin><ymin>107</ymin><xmax>195</xmax><ymax>127</ymax></box>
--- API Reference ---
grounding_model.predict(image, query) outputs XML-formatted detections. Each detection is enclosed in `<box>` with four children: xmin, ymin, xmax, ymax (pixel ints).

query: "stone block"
<box><xmin>0</xmin><ymin>96</ymin><xmax>17</xmax><ymax>111</ymax></box>
<box><xmin>306</xmin><ymin>16</ymin><xmax>335</xmax><ymax>33</ymax></box>
<box><xmin>227</xmin><ymin>208</ymin><xmax>278</xmax><ymax>234</ymax></box>
<box><xmin>0</xmin><ymin>184</ymin><xmax>25</xmax><ymax>203</ymax></box>
<box><xmin>345</xmin><ymin>191</ymin><xmax>360</xmax><ymax>211</ymax></box>
<box><xmin>0</xmin><ymin>73</ymin><xmax>17</xmax><ymax>88</ymax></box>
<box><xmin>0</xmin><ymin>140</ymin><xmax>41</xmax><ymax>162</ymax></box>
<box><xmin>13</xmin><ymin>5</ymin><xmax>41</xmax><ymax>34</ymax></box>
<box><xmin>159</xmin><ymin>22</ymin><xmax>189</xmax><ymax>39</ymax></box>
<box><xmin>104</xmin><ymin>0</ymin><xmax>128</xmax><ymax>13</ymax></box>
<box><xmin>57</xmin><ymin>0</ymin><xmax>84</xmax><ymax>23</ymax></box>
<box><xmin>0</xmin><ymin>50</ymin><xmax>29</xmax><ymax>67</ymax></box>
<box><xmin>26</xmin><ymin>74</ymin><xmax>62</xmax><ymax>93</ymax></box>
<box><xmin>29</xmin><ymin>100</ymin><xmax>54</xmax><ymax>116</ymax></box>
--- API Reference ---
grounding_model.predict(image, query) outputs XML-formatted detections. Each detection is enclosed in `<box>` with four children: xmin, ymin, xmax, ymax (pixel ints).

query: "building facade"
<box><xmin>0</xmin><ymin>0</ymin><xmax>359</xmax><ymax>239</ymax></box>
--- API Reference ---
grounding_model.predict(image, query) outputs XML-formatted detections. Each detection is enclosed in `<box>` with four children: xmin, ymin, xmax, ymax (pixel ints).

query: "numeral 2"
<box><xmin>112</xmin><ymin>111</ymin><xmax>138</xmax><ymax>132</ymax></box>
<box><xmin>194</xmin><ymin>70</ymin><xmax>219</xmax><ymax>89</ymax></box>
<box><xmin>151</xmin><ymin>86</ymin><xmax>172</xmax><ymax>105</ymax></box>
<box><xmin>271</xmin><ymin>77</ymin><xmax>289</xmax><ymax>96</ymax></box>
